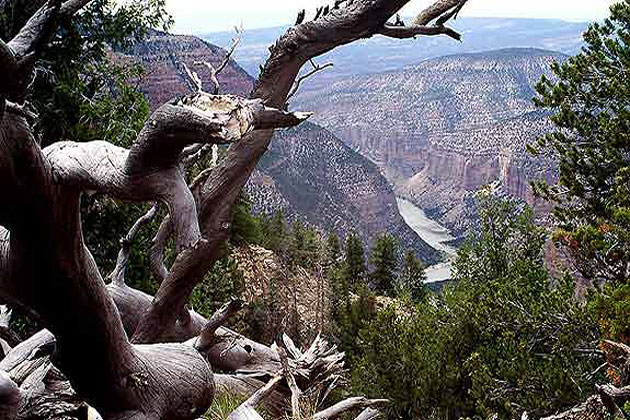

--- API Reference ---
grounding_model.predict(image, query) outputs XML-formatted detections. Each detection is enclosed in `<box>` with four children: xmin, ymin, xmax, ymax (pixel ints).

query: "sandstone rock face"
<box><xmin>123</xmin><ymin>32</ymin><xmax>440</xmax><ymax>263</ymax></box>
<box><xmin>231</xmin><ymin>245</ymin><xmax>331</xmax><ymax>345</ymax></box>
<box><xmin>292</xmin><ymin>48</ymin><xmax>563</xmax><ymax>235</ymax></box>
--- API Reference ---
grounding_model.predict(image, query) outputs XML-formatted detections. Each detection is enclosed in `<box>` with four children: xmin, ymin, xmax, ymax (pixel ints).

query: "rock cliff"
<box><xmin>124</xmin><ymin>30</ymin><xmax>253</xmax><ymax>109</ymax></box>
<box><xmin>247</xmin><ymin>122</ymin><xmax>439</xmax><ymax>263</ymax></box>
<box><xmin>292</xmin><ymin>48</ymin><xmax>563</xmax><ymax>235</ymax></box>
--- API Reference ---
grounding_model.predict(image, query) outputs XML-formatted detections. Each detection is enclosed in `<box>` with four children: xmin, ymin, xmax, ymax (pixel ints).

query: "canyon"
<box><xmin>122</xmin><ymin>25</ymin><xmax>576</xmax><ymax>270</ymax></box>
<box><xmin>292</xmin><ymin>48</ymin><xmax>562</xmax><ymax>235</ymax></box>
<box><xmin>122</xmin><ymin>30</ymin><xmax>440</xmax><ymax>263</ymax></box>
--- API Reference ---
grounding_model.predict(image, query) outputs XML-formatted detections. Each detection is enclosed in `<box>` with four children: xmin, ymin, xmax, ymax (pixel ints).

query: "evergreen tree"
<box><xmin>399</xmin><ymin>249</ymin><xmax>427</xmax><ymax>301</ymax></box>
<box><xmin>325</xmin><ymin>232</ymin><xmax>341</xmax><ymax>267</ymax></box>
<box><xmin>230</xmin><ymin>193</ymin><xmax>263</xmax><ymax>245</ymax></box>
<box><xmin>369</xmin><ymin>233</ymin><xmax>399</xmax><ymax>295</ymax></box>
<box><xmin>0</xmin><ymin>0</ymin><xmax>171</xmax><ymax>148</ymax></box>
<box><xmin>288</xmin><ymin>220</ymin><xmax>320</xmax><ymax>268</ymax></box>
<box><xmin>351</xmin><ymin>197</ymin><xmax>602</xmax><ymax>419</ymax></box>
<box><xmin>343</xmin><ymin>233</ymin><xmax>366</xmax><ymax>291</ymax></box>
<box><xmin>532</xmin><ymin>1</ymin><xmax>630</xmax><ymax>284</ymax></box>
<box><xmin>261</xmin><ymin>210</ymin><xmax>287</xmax><ymax>254</ymax></box>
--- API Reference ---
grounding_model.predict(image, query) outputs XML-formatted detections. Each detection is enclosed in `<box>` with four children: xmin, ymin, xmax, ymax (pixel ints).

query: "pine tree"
<box><xmin>400</xmin><ymin>249</ymin><xmax>427</xmax><ymax>301</ymax></box>
<box><xmin>261</xmin><ymin>210</ymin><xmax>287</xmax><ymax>253</ymax></box>
<box><xmin>369</xmin><ymin>233</ymin><xmax>399</xmax><ymax>295</ymax></box>
<box><xmin>229</xmin><ymin>193</ymin><xmax>263</xmax><ymax>245</ymax></box>
<box><xmin>325</xmin><ymin>232</ymin><xmax>341</xmax><ymax>267</ymax></box>
<box><xmin>532</xmin><ymin>1</ymin><xmax>630</xmax><ymax>283</ymax></box>
<box><xmin>344</xmin><ymin>233</ymin><xmax>366</xmax><ymax>291</ymax></box>
<box><xmin>289</xmin><ymin>220</ymin><xmax>320</xmax><ymax>268</ymax></box>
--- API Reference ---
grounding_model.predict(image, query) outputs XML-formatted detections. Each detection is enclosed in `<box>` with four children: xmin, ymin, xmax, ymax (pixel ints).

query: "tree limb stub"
<box><xmin>414</xmin><ymin>0</ymin><xmax>469</xmax><ymax>26</ymax></box>
<box><xmin>193</xmin><ymin>299</ymin><xmax>243</xmax><ymax>353</ymax></box>
<box><xmin>378</xmin><ymin>24</ymin><xmax>462</xmax><ymax>40</ymax></box>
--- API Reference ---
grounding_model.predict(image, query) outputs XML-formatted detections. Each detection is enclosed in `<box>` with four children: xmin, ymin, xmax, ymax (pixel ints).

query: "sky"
<box><xmin>165</xmin><ymin>0</ymin><xmax>617</xmax><ymax>34</ymax></box>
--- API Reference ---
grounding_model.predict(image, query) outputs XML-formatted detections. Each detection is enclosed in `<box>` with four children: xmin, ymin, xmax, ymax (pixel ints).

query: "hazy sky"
<box><xmin>166</xmin><ymin>0</ymin><xmax>617</xmax><ymax>34</ymax></box>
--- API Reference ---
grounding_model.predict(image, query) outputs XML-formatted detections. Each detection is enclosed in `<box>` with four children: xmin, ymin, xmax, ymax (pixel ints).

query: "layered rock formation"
<box><xmin>123</xmin><ymin>31</ymin><xmax>439</xmax><ymax>263</ymax></box>
<box><xmin>292</xmin><ymin>48</ymin><xmax>563</xmax><ymax>235</ymax></box>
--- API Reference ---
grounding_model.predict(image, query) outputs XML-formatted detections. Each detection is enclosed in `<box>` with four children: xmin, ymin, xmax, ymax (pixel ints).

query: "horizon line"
<box><xmin>191</xmin><ymin>15</ymin><xmax>592</xmax><ymax>35</ymax></box>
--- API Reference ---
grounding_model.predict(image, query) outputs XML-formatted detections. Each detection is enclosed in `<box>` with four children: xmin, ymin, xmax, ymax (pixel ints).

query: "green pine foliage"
<box><xmin>288</xmin><ymin>221</ymin><xmax>321</xmax><ymax>269</ymax></box>
<box><xmin>343</xmin><ymin>233</ymin><xmax>367</xmax><ymax>291</ymax></box>
<box><xmin>260</xmin><ymin>210</ymin><xmax>288</xmax><ymax>254</ymax></box>
<box><xmin>350</xmin><ymin>196</ymin><xmax>602</xmax><ymax>419</ymax></box>
<box><xmin>369</xmin><ymin>233</ymin><xmax>400</xmax><ymax>295</ymax></box>
<box><xmin>190</xmin><ymin>253</ymin><xmax>246</xmax><ymax>318</ymax></box>
<box><xmin>399</xmin><ymin>249</ymin><xmax>428</xmax><ymax>302</ymax></box>
<box><xmin>532</xmin><ymin>0</ymin><xmax>630</xmax><ymax>284</ymax></box>
<box><xmin>230</xmin><ymin>193</ymin><xmax>263</xmax><ymax>246</ymax></box>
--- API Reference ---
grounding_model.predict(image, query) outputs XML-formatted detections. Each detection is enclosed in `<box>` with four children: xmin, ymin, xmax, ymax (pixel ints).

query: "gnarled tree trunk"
<box><xmin>0</xmin><ymin>0</ymin><xmax>470</xmax><ymax>418</ymax></box>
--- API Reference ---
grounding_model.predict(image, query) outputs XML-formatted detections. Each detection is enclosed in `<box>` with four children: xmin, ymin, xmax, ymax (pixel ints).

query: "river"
<box><xmin>396</xmin><ymin>198</ymin><xmax>456</xmax><ymax>283</ymax></box>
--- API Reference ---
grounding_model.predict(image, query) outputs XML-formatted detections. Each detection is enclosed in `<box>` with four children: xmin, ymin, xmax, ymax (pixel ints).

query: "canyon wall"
<box><xmin>293</xmin><ymin>48</ymin><xmax>562</xmax><ymax>235</ymax></box>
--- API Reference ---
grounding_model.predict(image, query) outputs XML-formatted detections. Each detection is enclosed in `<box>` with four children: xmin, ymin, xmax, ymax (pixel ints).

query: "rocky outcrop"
<box><xmin>230</xmin><ymin>245</ymin><xmax>331</xmax><ymax>346</ymax></box>
<box><xmin>122</xmin><ymin>31</ymin><xmax>440</xmax><ymax>263</ymax></box>
<box><xmin>292</xmin><ymin>48</ymin><xmax>563</xmax><ymax>235</ymax></box>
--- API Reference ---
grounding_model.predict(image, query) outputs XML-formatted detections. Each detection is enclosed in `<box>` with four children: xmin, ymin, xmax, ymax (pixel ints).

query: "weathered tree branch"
<box><xmin>107</xmin><ymin>203</ymin><xmax>159</xmax><ymax>286</ymax></box>
<box><xmin>278</xmin><ymin>346</ymin><xmax>302</xmax><ymax>419</ymax></box>
<box><xmin>414</xmin><ymin>0</ymin><xmax>468</xmax><ymax>25</ymax></box>
<box><xmin>378</xmin><ymin>24</ymin><xmax>462</xmax><ymax>40</ymax></box>
<box><xmin>355</xmin><ymin>407</ymin><xmax>383</xmax><ymax>420</ymax></box>
<box><xmin>313</xmin><ymin>397</ymin><xmax>388</xmax><ymax>420</ymax></box>
<box><xmin>287</xmin><ymin>59</ymin><xmax>334</xmax><ymax>101</ymax></box>
<box><xmin>133</xmin><ymin>0</ymin><xmax>470</xmax><ymax>347</ymax></box>
<box><xmin>227</xmin><ymin>374</ymin><xmax>284</xmax><ymax>420</ymax></box>
<box><xmin>194</xmin><ymin>25</ymin><xmax>243</xmax><ymax>95</ymax></box>
<box><xmin>193</xmin><ymin>299</ymin><xmax>243</xmax><ymax>353</ymax></box>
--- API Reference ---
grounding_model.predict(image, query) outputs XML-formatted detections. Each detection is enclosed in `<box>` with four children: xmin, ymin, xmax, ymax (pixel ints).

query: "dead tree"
<box><xmin>0</xmin><ymin>0</ymin><xmax>470</xmax><ymax>418</ymax></box>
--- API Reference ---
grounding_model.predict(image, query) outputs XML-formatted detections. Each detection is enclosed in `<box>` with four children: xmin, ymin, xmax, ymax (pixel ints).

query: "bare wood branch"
<box><xmin>313</xmin><ymin>397</ymin><xmax>389</xmax><ymax>420</ymax></box>
<box><xmin>0</xmin><ymin>370</ymin><xmax>21</xmax><ymax>420</ymax></box>
<box><xmin>193</xmin><ymin>26</ymin><xmax>243</xmax><ymax>95</ymax></box>
<box><xmin>355</xmin><ymin>408</ymin><xmax>383</xmax><ymax>420</ymax></box>
<box><xmin>278</xmin><ymin>346</ymin><xmax>302</xmax><ymax>419</ymax></box>
<box><xmin>147</xmin><ymin>221</ymin><xmax>171</xmax><ymax>288</ymax></box>
<box><xmin>8</xmin><ymin>0</ymin><xmax>93</xmax><ymax>59</ymax></box>
<box><xmin>106</xmin><ymin>203</ymin><xmax>159</xmax><ymax>286</ymax></box>
<box><xmin>227</xmin><ymin>375</ymin><xmax>284</xmax><ymax>420</ymax></box>
<box><xmin>181</xmin><ymin>62</ymin><xmax>203</xmax><ymax>93</ymax></box>
<box><xmin>597</xmin><ymin>384</ymin><xmax>627</xmax><ymax>418</ymax></box>
<box><xmin>378</xmin><ymin>24</ymin><xmax>461</xmax><ymax>40</ymax></box>
<box><xmin>287</xmin><ymin>60</ymin><xmax>334</xmax><ymax>101</ymax></box>
<box><xmin>414</xmin><ymin>0</ymin><xmax>468</xmax><ymax>26</ymax></box>
<box><xmin>193</xmin><ymin>299</ymin><xmax>243</xmax><ymax>353</ymax></box>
